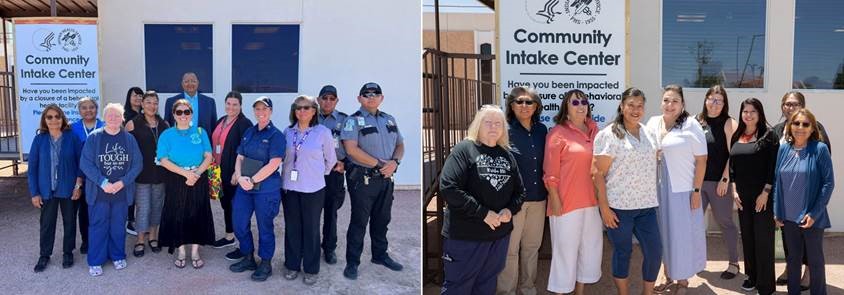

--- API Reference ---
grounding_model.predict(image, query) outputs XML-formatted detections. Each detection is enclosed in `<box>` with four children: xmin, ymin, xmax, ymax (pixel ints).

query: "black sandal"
<box><xmin>149</xmin><ymin>240</ymin><xmax>161</xmax><ymax>253</ymax></box>
<box><xmin>174</xmin><ymin>252</ymin><xmax>186</xmax><ymax>269</ymax></box>
<box><xmin>720</xmin><ymin>263</ymin><xmax>740</xmax><ymax>280</ymax></box>
<box><xmin>133</xmin><ymin>243</ymin><xmax>145</xmax><ymax>257</ymax></box>
<box><xmin>191</xmin><ymin>258</ymin><xmax>204</xmax><ymax>269</ymax></box>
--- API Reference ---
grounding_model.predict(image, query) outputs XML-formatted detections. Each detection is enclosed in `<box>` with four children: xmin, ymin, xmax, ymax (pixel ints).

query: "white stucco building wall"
<box><xmin>98</xmin><ymin>0</ymin><xmax>421</xmax><ymax>186</ymax></box>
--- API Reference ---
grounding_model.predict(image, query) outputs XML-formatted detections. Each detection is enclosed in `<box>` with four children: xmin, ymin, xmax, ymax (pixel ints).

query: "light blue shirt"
<box><xmin>184</xmin><ymin>92</ymin><xmax>200</xmax><ymax>128</ymax></box>
<box><xmin>156</xmin><ymin>126</ymin><xmax>211</xmax><ymax>168</ymax></box>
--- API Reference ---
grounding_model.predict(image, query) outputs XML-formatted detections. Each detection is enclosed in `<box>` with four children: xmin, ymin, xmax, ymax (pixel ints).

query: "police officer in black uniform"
<box><xmin>316</xmin><ymin>85</ymin><xmax>348</xmax><ymax>265</ymax></box>
<box><xmin>340</xmin><ymin>82</ymin><xmax>404</xmax><ymax>279</ymax></box>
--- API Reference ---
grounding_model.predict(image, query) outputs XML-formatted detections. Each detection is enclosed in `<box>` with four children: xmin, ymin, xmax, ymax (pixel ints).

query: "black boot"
<box><xmin>251</xmin><ymin>260</ymin><xmax>273</xmax><ymax>282</ymax></box>
<box><xmin>229</xmin><ymin>253</ymin><xmax>257</xmax><ymax>273</ymax></box>
<box><xmin>34</xmin><ymin>256</ymin><xmax>50</xmax><ymax>273</ymax></box>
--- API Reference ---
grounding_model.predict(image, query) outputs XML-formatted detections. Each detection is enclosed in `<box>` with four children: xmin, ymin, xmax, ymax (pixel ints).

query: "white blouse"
<box><xmin>646</xmin><ymin>115</ymin><xmax>708</xmax><ymax>193</ymax></box>
<box><xmin>593</xmin><ymin>123</ymin><xmax>659</xmax><ymax>210</ymax></box>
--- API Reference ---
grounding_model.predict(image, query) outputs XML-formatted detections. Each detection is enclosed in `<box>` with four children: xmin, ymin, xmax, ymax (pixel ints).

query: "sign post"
<box><xmin>497</xmin><ymin>0</ymin><xmax>626</xmax><ymax>127</ymax></box>
<box><xmin>13</xmin><ymin>17</ymin><xmax>100</xmax><ymax>155</ymax></box>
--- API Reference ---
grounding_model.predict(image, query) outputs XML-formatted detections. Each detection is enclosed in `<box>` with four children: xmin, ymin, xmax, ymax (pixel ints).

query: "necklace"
<box><xmin>740</xmin><ymin>131</ymin><xmax>755</xmax><ymax>142</ymax></box>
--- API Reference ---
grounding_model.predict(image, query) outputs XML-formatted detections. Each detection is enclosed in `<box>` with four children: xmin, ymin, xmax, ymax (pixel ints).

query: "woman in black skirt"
<box><xmin>156</xmin><ymin>99</ymin><xmax>215</xmax><ymax>269</ymax></box>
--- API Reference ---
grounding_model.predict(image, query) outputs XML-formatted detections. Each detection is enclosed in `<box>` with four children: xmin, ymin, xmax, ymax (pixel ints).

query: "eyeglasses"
<box><xmin>570</xmin><ymin>99</ymin><xmax>589</xmax><ymax>106</ymax></box>
<box><xmin>362</xmin><ymin>92</ymin><xmax>380</xmax><ymax>99</ymax></box>
<box><xmin>791</xmin><ymin>121</ymin><xmax>811</xmax><ymax>128</ymax></box>
<box><xmin>513</xmin><ymin>100</ymin><xmax>535</xmax><ymax>106</ymax></box>
<box><xmin>174</xmin><ymin>109</ymin><xmax>192</xmax><ymax>116</ymax></box>
<box><xmin>482</xmin><ymin>120</ymin><xmax>503</xmax><ymax>128</ymax></box>
<box><xmin>784</xmin><ymin>102</ymin><xmax>802</xmax><ymax>108</ymax></box>
<box><xmin>320</xmin><ymin>96</ymin><xmax>337</xmax><ymax>101</ymax></box>
<box><xmin>45</xmin><ymin>114</ymin><xmax>62</xmax><ymax>121</ymax></box>
<box><xmin>295</xmin><ymin>105</ymin><xmax>314</xmax><ymax>111</ymax></box>
<box><xmin>706</xmin><ymin>98</ymin><xmax>724</xmax><ymax>105</ymax></box>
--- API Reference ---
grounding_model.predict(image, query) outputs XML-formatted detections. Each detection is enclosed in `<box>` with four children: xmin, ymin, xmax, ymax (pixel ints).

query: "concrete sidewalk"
<box><xmin>424</xmin><ymin>229</ymin><xmax>844</xmax><ymax>294</ymax></box>
<box><xmin>0</xmin><ymin>174</ymin><xmax>421</xmax><ymax>294</ymax></box>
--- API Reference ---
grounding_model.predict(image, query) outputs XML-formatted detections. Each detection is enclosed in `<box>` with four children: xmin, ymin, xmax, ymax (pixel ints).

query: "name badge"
<box><xmin>357</xmin><ymin>117</ymin><xmax>365</xmax><ymax>126</ymax></box>
<box><xmin>215</xmin><ymin>144</ymin><xmax>222</xmax><ymax>154</ymax></box>
<box><xmin>334</xmin><ymin>137</ymin><xmax>340</xmax><ymax>149</ymax></box>
<box><xmin>290</xmin><ymin>170</ymin><xmax>299</xmax><ymax>182</ymax></box>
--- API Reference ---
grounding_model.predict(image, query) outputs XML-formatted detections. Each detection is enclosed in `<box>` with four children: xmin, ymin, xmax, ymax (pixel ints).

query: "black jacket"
<box><xmin>214</xmin><ymin>114</ymin><xmax>253</xmax><ymax>185</ymax></box>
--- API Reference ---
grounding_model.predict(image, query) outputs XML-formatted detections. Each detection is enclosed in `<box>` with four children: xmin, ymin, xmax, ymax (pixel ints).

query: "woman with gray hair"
<box><xmin>79</xmin><ymin>103</ymin><xmax>143</xmax><ymax>276</ymax></box>
<box><xmin>280</xmin><ymin>95</ymin><xmax>336</xmax><ymax>285</ymax></box>
<box><xmin>439</xmin><ymin>105</ymin><xmax>525</xmax><ymax>295</ymax></box>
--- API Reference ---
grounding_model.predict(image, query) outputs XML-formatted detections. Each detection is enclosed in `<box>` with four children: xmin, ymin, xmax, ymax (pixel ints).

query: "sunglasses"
<box><xmin>45</xmin><ymin>114</ymin><xmax>63</xmax><ymax>121</ymax></box>
<box><xmin>362</xmin><ymin>92</ymin><xmax>380</xmax><ymax>99</ymax></box>
<box><xmin>791</xmin><ymin>121</ymin><xmax>811</xmax><ymax>128</ymax></box>
<box><xmin>513</xmin><ymin>100</ymin><xmax>535</xmax><ymax>106</ymax></box>
<box><xmin>320</xmin><ymin>96</ymin><xmax>337</xmax><ymax>101</ymax></box>
<box><xmin>174</xmin><ymin>109</ymin><xmax>192</xmax><ymax>116</ymax></box>
<box><xmin>295</xmin><ymin>105</ymin><xmax>314</xmax><ymax>111</ymax></box>
<box><xmin>570</xmin><ymin>99</ymin><xmax>589</xmax><ymax>106</ymax></box>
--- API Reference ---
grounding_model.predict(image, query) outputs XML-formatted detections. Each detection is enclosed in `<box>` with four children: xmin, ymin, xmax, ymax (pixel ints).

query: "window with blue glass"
<box><xmin>794</xmin><ymin>0</ymin><xmax>844</xmax><ymax>89</ymax></box>
<box><xmin>662</xmin><ymin>0</ymin><xmax>766</xmax><ymax>88</ymax></box>
<box><xmin>144</xmin><ymin>24</ymin><xmax>213</xmax><ymax>93</ymax></box>
<box><xmin>232</xmin><ymin>24</ymin><xmax>300</xmax><ymax>93</ymax></box>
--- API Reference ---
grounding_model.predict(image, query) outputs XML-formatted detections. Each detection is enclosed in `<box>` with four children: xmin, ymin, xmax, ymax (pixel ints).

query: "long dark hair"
<box><xmin>697</xmin><ymin>84</ymin><xmax>730</xmax><ymax>127</ymax></box>
<box><xmin>505</xmin><ymin>86</ymin><xmax>542</xmax><ymax>123</ymax></box>
<box><xmin>730</xmin><ymin>98</ymin><xmax>770</xmax><ymax>145</ymax></box>
<box><xmin>663</xmin><ymin>84</ymin><xmax>689</xmax><ymax>130</ymax></box>
<box><xmin>124</xmin><ymin>87</ymin><xmax>143</xmax><ymax>116</ymax></box>
<box><xmin>611</xmin><ymin>87</ymin><xmax>646</xmax><ymax>139</ymax></box>
<box><xmin>553</xmin><ymin>89</ymin><xmax>591</xmax><ymax>125</ymax></box>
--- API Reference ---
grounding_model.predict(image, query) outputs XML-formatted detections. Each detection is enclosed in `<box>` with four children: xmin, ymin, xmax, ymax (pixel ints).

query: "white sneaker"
<box><xmin>113</xmin><ymin>259</ymin><xmax>127</xmax><ymax>270</ymax></box>
<box><xmin>89</xmin><ymin>266</ymin><xmax>103</xmax><ymax>276</ymax></box>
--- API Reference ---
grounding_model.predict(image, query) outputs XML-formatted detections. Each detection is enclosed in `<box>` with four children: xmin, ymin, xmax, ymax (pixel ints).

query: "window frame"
<box><xmin>658</xmin><ymin>0</ymin><xmax>771</xmax><ymax>91</ymax></box>
<box><xmin>230</xmin><ymin>22</ymin><xmax>302</xmax><ymax>94</ymax></box>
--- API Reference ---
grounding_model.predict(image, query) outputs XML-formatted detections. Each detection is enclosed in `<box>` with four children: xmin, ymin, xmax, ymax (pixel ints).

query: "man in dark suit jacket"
<box><xmin>164</xmin><ymin>72</ymin><xmax>218</xmax><ymax>133</ymax></box>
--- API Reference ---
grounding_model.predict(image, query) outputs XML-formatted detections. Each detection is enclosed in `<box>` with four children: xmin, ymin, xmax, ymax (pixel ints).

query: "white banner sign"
<box><xmin>498</xmin><ymin>0</ymin><xmax>625</xmax><ymax>127</ymax></box>
<box><xmin>14</xmin><ymin>18</ymin><xmax>100</xmax><ymax>154</ymax></box>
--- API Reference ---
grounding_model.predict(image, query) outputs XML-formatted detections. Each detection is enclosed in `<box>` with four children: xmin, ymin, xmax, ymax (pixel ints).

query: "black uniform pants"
<box><xmin>221</xmin><ymin>183</ymin><xmax>237</xmax><ymax>234</ymax></box>
<box><xmin>345</xmin><ymin>165</ymin><xmax>394</xmax><ymax>265</ymax></box>
<box><xmin>321</xmin><ymin>170</ymin><xmax>346</xmax><ymax>254</ymax></box>
<box><xmin>737</xmin><ymin>189</ymin><xmax>775</xmax><ymax>295</ymax></box>
<box><xmin>40</xmin><ymin>197</ymin><xmax>77</xmax><ymax>257</ymax></box>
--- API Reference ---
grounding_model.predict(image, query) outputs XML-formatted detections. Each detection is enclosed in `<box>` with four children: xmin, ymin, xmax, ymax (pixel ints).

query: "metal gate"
<box><xmin>422</xmin><ymin>47</ymin><xmax>496</xmax><ymax>283</ymax></box>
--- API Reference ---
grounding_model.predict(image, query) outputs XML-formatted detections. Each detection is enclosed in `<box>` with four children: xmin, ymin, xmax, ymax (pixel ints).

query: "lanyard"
<box><xmin>292</xmin><ymin>127</ymin><xmax>312</xmax><ymax>169</ymax></box>
<box><xmin>83</xmin><ymin>121</ymin><xmax>97</xmax><ymax>138</ymax></box>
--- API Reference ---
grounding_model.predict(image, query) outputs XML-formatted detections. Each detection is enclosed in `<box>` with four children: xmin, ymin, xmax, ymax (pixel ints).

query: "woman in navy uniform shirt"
<box><xmin>228</xmin><ymin>96</ymin><xmax>285</xmax><ymax>282</ymax></box>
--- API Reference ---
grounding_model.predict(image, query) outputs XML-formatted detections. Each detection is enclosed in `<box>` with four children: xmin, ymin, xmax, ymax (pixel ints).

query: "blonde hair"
<box><xmin>465</xmin><ymin>105</ymin><xmax>510</xmax><ymax>150</ymax></box>
<box><xmin>103</xmin><ymin>103</ymin><xmax>125</xmax><ymax>118</ymax></box>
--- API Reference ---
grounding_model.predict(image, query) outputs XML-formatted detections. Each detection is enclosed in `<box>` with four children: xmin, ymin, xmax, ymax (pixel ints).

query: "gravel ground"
<box><xmin>0</xmin><ymin>176</ymin><xmax>421</xmax><ymax>294</ymax></box>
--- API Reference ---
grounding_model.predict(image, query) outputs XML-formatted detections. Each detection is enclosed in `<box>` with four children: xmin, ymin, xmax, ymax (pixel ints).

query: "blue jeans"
<box><xmin>605</xmin><ymin>207</ymin><xmax>662</xmax><ymax>281</ymax></box>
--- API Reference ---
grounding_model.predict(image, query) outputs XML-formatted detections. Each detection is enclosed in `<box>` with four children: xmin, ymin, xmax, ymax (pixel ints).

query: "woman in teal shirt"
<box><xmin>157</xmin><ymin>99</ymin><xmax>215</xmax><ymax>269</ymax></box>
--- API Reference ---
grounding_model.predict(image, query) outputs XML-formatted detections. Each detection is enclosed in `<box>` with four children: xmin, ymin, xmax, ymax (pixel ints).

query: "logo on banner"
<box><xmin>58</xmin><ymin>28</ymin><xmax>81</xmax><ymax>51</ymax></box>
<box><xmin>564</xmin><ymin>0</ymin><xmax>601</xmax><ymax>25</ymax></box>
<box><xmin>33</xmin><ymin>29</ymin><xmax>56</xmax><ymax>51</ymax></box>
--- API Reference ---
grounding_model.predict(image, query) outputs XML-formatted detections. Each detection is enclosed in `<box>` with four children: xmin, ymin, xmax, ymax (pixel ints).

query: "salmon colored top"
<box><xmin>543</xmin><ymin>119</ymin><xmax>599</xmax><ymax>216</ymax></box>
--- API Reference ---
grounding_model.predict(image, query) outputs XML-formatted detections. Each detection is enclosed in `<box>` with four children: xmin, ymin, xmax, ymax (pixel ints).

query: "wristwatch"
<box><xmin>694</xmin><ymin>187</ymin><xmax>701</xmax><ymax>193</ymax></box>
<box><xmin>74</xmin><ymin>183</ymin><xmax>82</xmax><ymax>190</ymax></box>
<box><xmin>375</xmin><ymin>159</ymin><xmax>385</xmax><ymax>169</ymax></box>
<box><xmin>721</xmin><ymin>177</ymin><xmax>729</xmax><ymax>183</ymax></box>
<box><xmin>392</xmin><ymin>158</ymin><xmax>401</xmax><ymax>165</ymax></box>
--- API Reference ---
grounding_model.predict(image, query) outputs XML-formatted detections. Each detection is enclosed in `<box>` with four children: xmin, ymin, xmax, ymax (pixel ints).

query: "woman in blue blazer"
<box><xmin>773</xmin><ymin>108</ymin><xmax>835</xmax><ymax>295</ymax></box>
<box><xmin>28</xmin><ymin>104</ymin><xmax>84</xmax><ymax>272</ymax></box>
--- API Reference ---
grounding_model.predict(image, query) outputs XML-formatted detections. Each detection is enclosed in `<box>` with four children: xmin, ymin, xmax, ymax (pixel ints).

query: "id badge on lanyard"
<box><xmin>290</xmin><ymin>170</ymin><xmax>299</xmax><ymax>181</ymax></box>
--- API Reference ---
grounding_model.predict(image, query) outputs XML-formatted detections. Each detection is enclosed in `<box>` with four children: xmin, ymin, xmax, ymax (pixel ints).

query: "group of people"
<box><xmin>28</xmin><ymin>72</ymin><xmax>406</xmax><ymax>284</ymax></box>
<box><xmin>439</xmin><ymin>86</ymin><xmax>834</xmax><ymax>295</ymax></box>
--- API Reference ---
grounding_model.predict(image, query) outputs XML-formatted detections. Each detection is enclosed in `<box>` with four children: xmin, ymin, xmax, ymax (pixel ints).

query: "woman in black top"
<box><xmin>695</xmin><ymin>85</ymin><xmax>740</xmax><ymax>279</ymax></box>
<box><xmin>126</xmin><ymin>91</ymin><xmax>170</xmax><ymax>256</ymax></box>
<box><xmin>209</xmin><ymin>91</ymin><xmax>253</xmax><ymax>260</ymax></box>
<box><xmin>123</xmin><ymin>86</ymin><xmax>144</xmax><ymax>235</ymax></box>
<box><xmin>439</xmin><ymin>105</ymin><xmax>525</xmax><ymax>295</ymax></box>
<box><xmin>729</xmin><ymin>98</ymin><xmax>778</xmax><ymax>295</ymax></box>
